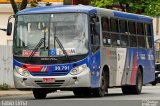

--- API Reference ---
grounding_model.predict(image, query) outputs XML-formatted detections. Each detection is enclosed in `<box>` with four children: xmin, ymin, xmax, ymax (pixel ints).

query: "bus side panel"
<box><xmin>116</xmin><ymin>48</ymin><xmax>127</xmax><ymax>86</ymax></box>
<box><xmin>100</xmin><ymin>47</ymin><xmax>117</xmax><ymax>87</ymax></box>
<box><xmin>121</xmin><ymin>48</ymin><xmax>155</xmax><ymax>85</ymax></box>
<box><xmin>90</xmin><ymin>50</ymin><xmax>101</xmax><ymax>88</ymax></box>
<box><xmin>121</xmin><ymin>48</ymin><xmax>138</xmax><ymax>85</ymax></box>
<box><xmin>137</xmin><ymin>49</ymin><xmax>155</xmax><ymax>84</ymax></box>
<box><xmin>100</xmin><ymin>47</ymin><xmax>155</xmax><ymax>87</ymax></box>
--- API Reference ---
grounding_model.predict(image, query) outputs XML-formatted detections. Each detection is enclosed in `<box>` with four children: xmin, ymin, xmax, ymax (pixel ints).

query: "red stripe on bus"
<box><xmin>22</xmin><ymin>64</ymin><xmax>43</xmax><ymax>72</ymax></box>
<box><xmin>130</xmin><ymin>53</ymin><xmax>137</xmax><ymax>85</ymax></box>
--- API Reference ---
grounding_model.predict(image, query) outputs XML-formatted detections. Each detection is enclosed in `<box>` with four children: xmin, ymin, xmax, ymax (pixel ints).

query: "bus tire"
<box><xmin>122</xmin><ymin>69</ymin><xmax>142</xmax><ymax>94</ymax></box>
<box><xmin>132</xmin><ymin>69</ymin><xmax>143</xmax><ymax>94</ymax></box>
<box><xmin>92</xmin><ymin>71</ymin><xmax>108</xmax><ymax>97</ymax></box>
<box><xmin>33</xmin><ymin>89</ymin><xmax>47</xmax><ymax>99</ymax></box>
<box><xmin>151</xmin><ymin>81</ymin><xmax>157</xmax><ymax>86</ymax></box>
<box><xmin>73</xmin><ymin>89</ymin><xmax>91</xmax><ymax>97</ymax></box>
<box><xmin>121</xmin><ymin>86</ymin><xmax>132</xmax><ymax>94</ymax></box>
<box><xmin>73</xmin><ymin>89</ymin><xmax>83</xmax><ymax>97</ymax></box>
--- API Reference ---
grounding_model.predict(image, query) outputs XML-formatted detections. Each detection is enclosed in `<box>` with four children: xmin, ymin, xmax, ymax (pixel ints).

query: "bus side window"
<box><xmin>137</xmin><ymin>22</ymin><xmax>145</xmax><ymax>48</ymax></box>
<box><xmin>119</xmin><ymin>20</ymin><xmax>129</xmax><ymax>47</ymax></box>
<box><xmin>145</xmin><ymin>24</ymin><xmax>152</xmax><ymax>48</ymax></box>
<box><xmin>90</xmin><ymin>16</ymin><xmax>100</xmax><ymax>52</ymax></box>
<box><xmin>91</xmin><ymin>17</ymin><xmax>100</xmax><ymax>45</ymax></box>
<box><xmin>128</xmin><ymin>21</ymin><xmax>136</xmax><ymax>34</ymax></box>
<box><xmin>101</xmin><ymin>17</ymin><xmax>111</xmax><ymax>46</ymax></box>
<box><xmin>110</xmin><ymin>18</ymin><xmax>118</xmax><ymax>32</ymax></box>
<box><xmin>110</xmin><ymin>18</ymin><xmax>120</xmax><ymax>46</ymax></box>
<box><xmin>128</xmin><ymin>21</ymin><xmax>137</xmax><ymax>47</ymax></box>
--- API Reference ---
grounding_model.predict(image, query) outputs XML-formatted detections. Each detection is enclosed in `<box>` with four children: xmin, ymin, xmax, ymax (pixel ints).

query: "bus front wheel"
<box><xmin>73</xmin><ymin>88</ymin><xmax>91</xmax><ymax>97</ymax></box>
<box><xmin>33</xmin><ymin>89</ymin><xmax>47</xmax><ymax>99</ymax></box>
<box><xmin>92</xmin><ymin>71</ymin><xmax>108</xmax><ymax>97</ymax></box>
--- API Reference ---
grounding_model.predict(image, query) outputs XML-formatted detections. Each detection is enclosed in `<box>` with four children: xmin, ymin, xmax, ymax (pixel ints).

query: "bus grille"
<box><xmin>32</xmin><ymin>72</ymin><xmax>48</xmax><ymax>76</ymax></box>
<box><xmin>51</xmin><ymin>70</ymin><xmax>69</xmax><ymax>76</ymax></box>
<box><xmin>35</xmin><ymin>80</ymin><xmax>65</xmax><ymax>87</ymax></box>
<box><xmin>31</xmin><ymin>70</ymin><xmax>69</xmax><ymax>76</ymax></box>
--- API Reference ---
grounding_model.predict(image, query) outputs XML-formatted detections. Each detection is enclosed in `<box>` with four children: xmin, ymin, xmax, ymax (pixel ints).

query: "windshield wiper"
<box><xmin>29</xmin><ymin>38</ymin><xmax>45</xmax><ymax>58</ymax></box>
<box><xmin>55</xmin><ymin>36</ymin><xmax>70</xmax><ymax>61</ymax></box>
<box><xmin>54</xmin><ymin>28</ymin><xmax>70</xmax><ymax>61</ymax></box>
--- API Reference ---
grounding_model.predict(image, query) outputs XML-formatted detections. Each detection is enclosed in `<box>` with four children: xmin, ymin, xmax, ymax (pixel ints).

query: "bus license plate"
<box><xmin>43</xmin><ymin>78</ymin><xmax>55</xmax><ymax>83</ymax></box>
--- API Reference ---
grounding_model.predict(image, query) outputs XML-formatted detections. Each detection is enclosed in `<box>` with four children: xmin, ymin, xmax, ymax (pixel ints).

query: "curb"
<box><xmin>0</xmin><ymin>91</ymin><xmax>32</xmax><ymax>98</ymax></box>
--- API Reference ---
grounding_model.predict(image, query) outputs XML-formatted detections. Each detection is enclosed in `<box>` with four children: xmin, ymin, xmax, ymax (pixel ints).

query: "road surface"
<box><xmin>0</xmin><ymin>85</ymin><xmax>160</xmax><ymax>106</ymax></box>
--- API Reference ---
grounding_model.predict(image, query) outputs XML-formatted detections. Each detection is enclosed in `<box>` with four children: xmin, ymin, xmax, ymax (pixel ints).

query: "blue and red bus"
<box><xmin>7</xmin><ymin>5</ymin><xmax>155</xmax><ymax>99</ymax></box>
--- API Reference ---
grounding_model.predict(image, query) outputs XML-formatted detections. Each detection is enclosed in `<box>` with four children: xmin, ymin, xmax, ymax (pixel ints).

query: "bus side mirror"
<box><xmin>7</xmin><ymin>15</ymin><xmax>15</xmax><ymax>36</ymax></box>
<box><xmin>7</xmin><ymin>22</ymin><xmax>12</xmax><ymax>36</ymax></box>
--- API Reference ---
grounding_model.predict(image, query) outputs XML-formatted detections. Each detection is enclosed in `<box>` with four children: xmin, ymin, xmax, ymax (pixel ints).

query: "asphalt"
<box><xmin>1</xmin><ymin>86</ymin><xmax>160</xmax><ymax>106</ymax></box>
<box><xmin>0</xmin><ymin>84</ymin><xmax>159</xmax><ymax>99</ymax></box>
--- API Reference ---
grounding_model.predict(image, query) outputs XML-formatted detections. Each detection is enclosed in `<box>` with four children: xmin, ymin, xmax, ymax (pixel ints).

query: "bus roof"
<box><xmin>17</xmin><ymin>5</ymin><xmax>152</xmax><ymax>23</ymax></box>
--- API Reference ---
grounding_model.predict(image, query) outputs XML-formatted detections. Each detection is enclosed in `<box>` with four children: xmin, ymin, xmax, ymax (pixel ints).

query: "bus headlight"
<box><xmin>15</xmin><ymin>66</ymin><xmax>30</xmax><ymax>77</ymax></box>
<box><xmin>70</xmin><ymin>64</ymin><xmax>87</xmax><ymax>75</ymax></box>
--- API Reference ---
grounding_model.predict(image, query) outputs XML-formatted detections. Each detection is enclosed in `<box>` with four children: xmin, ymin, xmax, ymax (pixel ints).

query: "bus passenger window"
<box><xmin>121</xmin><ymin>35</ymin><xmax>129</xmax><ymax>47</ymax></box>
<box><xmin>111</xmin><ymin>34</ymin><xmax>120</xmax><ymax>46</ymax></box>
<box><xmin>110</xmin><ymin>19</ymin><xmax>118</xmax><ymax>32</ymax></box>
<box><xmin>146</xmin><ymin>24</ymin><xmax>151</xmax><ymax>36</ymax></box>
<box><xmin>128</xmin><ymin>21</ymin><xmax>136</xmax><ymax>34</ymax></box>
<box><xmin>103</xmin><ymin>33</ymin><xmax>111</xmax><ymax>46</ymax></box>
<box><xmin>130</xmin><ymin>36</ymin><xmax>137</xmax><ymax>47</ymax></box>
<box><xmin>145</xmin><ymin>24</ymin><xmax>152</xmax><ymax>48</ymax></box>
<box><xmin>138</xmin><ymin>36</ymin><xmax>145</xmax><ymax>48</ymax></box>
<box><xmin>137</xmin><ymin>22</ymin><xmax>144</xmax><ymax>35</ymax></box>
<box><xmin>146</xmin><ymin>37</ymin><xmax>152</xmax><ymax>48</ymax></box>
<box><xmin>102</xmin><ymin>18</ymin><xmax>110</xmax><ymax>31</ymax></box>
<box><xmin>119</xmin><ymin>20</ymin><xmax>127</xmax><ymax>33</ymax></box>
<box><xmin>102</xmin><ymin>17</ymin><xmax>111</xmax><ymax>46</ymax></box>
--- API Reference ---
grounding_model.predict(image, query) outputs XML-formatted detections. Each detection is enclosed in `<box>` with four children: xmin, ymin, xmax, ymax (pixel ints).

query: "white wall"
<box><xmin>0</xmin><ymin>46</ymin><xmax>14</xmax><ymax>87</ymax></box>
<box><xmin>0</xmin><ymin>4</ymin><xmax>13</xmax><ymax>45</ymax></box>
<box><xmin>153</xmin><ymin>16</ymin><xmax>160</xmax><ymax>37</ymax></box>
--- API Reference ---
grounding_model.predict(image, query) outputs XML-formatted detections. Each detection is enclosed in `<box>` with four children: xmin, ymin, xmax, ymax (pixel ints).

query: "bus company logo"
<box><xmin>50</xmin><ymin>49</ymin><xmax>56</xmax><ymax>56</ymax></box>
<box><xmin>57</xmin><ymin>48</ymin><xmax>76</xmax><ymax>55</ymax></box>
<box><xmin>142</xmin><ymin>100</ymin><xmax>159</xmax><ymax>106</ymax></box>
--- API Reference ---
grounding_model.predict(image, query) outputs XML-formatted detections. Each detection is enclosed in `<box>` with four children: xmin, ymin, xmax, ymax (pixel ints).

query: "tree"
<box><xmin>10</xmin><ymin>0</ymin><xmax>28</xmax><ymax>14</ymax></box>
<box><xmin>64</xmin><ymin>0</ymin><xmax>90</xmax><ymax>5</ymax></box>
<box><xmin>10</xmin><ymin>0</ymin><xmax>49</xmax><ymax>14</ymax></box>
<box><xmin>90</xmin><ymin>0</ymin><xmax>160</xmax><ymax>16</ymax></box>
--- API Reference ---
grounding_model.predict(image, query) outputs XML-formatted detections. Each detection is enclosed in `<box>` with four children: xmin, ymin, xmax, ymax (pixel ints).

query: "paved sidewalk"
<box><xmin>0</xmin><ymin>90</ymin><xmax>32</xmax><ymax>97</ymax></box>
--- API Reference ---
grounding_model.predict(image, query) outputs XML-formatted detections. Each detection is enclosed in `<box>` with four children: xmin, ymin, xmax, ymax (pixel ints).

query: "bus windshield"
<box><xmin>13</xmin><ymin>13</ymin><xmax>89</xmax><ymax>57</ymax></box>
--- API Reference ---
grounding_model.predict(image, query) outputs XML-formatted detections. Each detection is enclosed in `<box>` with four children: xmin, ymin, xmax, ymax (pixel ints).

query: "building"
<box><xmin>153</xmin><ymin>16</ymin><xmax>160</xmax><ymax>45</ymax></box>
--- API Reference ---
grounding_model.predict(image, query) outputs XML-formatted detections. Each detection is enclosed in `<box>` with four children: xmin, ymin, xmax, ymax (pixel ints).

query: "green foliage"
<box><xmin>90</xmin><ymin>0</ymin><xmax>160</xmax><ymax>16</ymax></box>
<box><xmin>0</xmin><ymin>83</ymin><xmax>11</xmax><ymax>90</ymax></box>
<box><xmin>45</xmin><ymin>2</ymin><xmax>52</xmax><ymax>6</ymax></box>
<box><xmin>30</xmin><ymin>0</ymin><xmax>39</xmax><ymax>7</ymax></box>
<box><xmin>90</xmin><ymin>0</ymin><xmax>113</xmax><ymax>8</ymax></box>
<box><xmin>144</xmin><ymin>1</ymin><xmax>160</xmax><ymax>16</ymax></box>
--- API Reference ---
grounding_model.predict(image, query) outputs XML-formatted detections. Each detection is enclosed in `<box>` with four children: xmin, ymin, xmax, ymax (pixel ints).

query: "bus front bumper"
<box><xmin>13</xmin><ymin>68</ymin><xmax>91</xmax><ymax>89</ymax></box>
